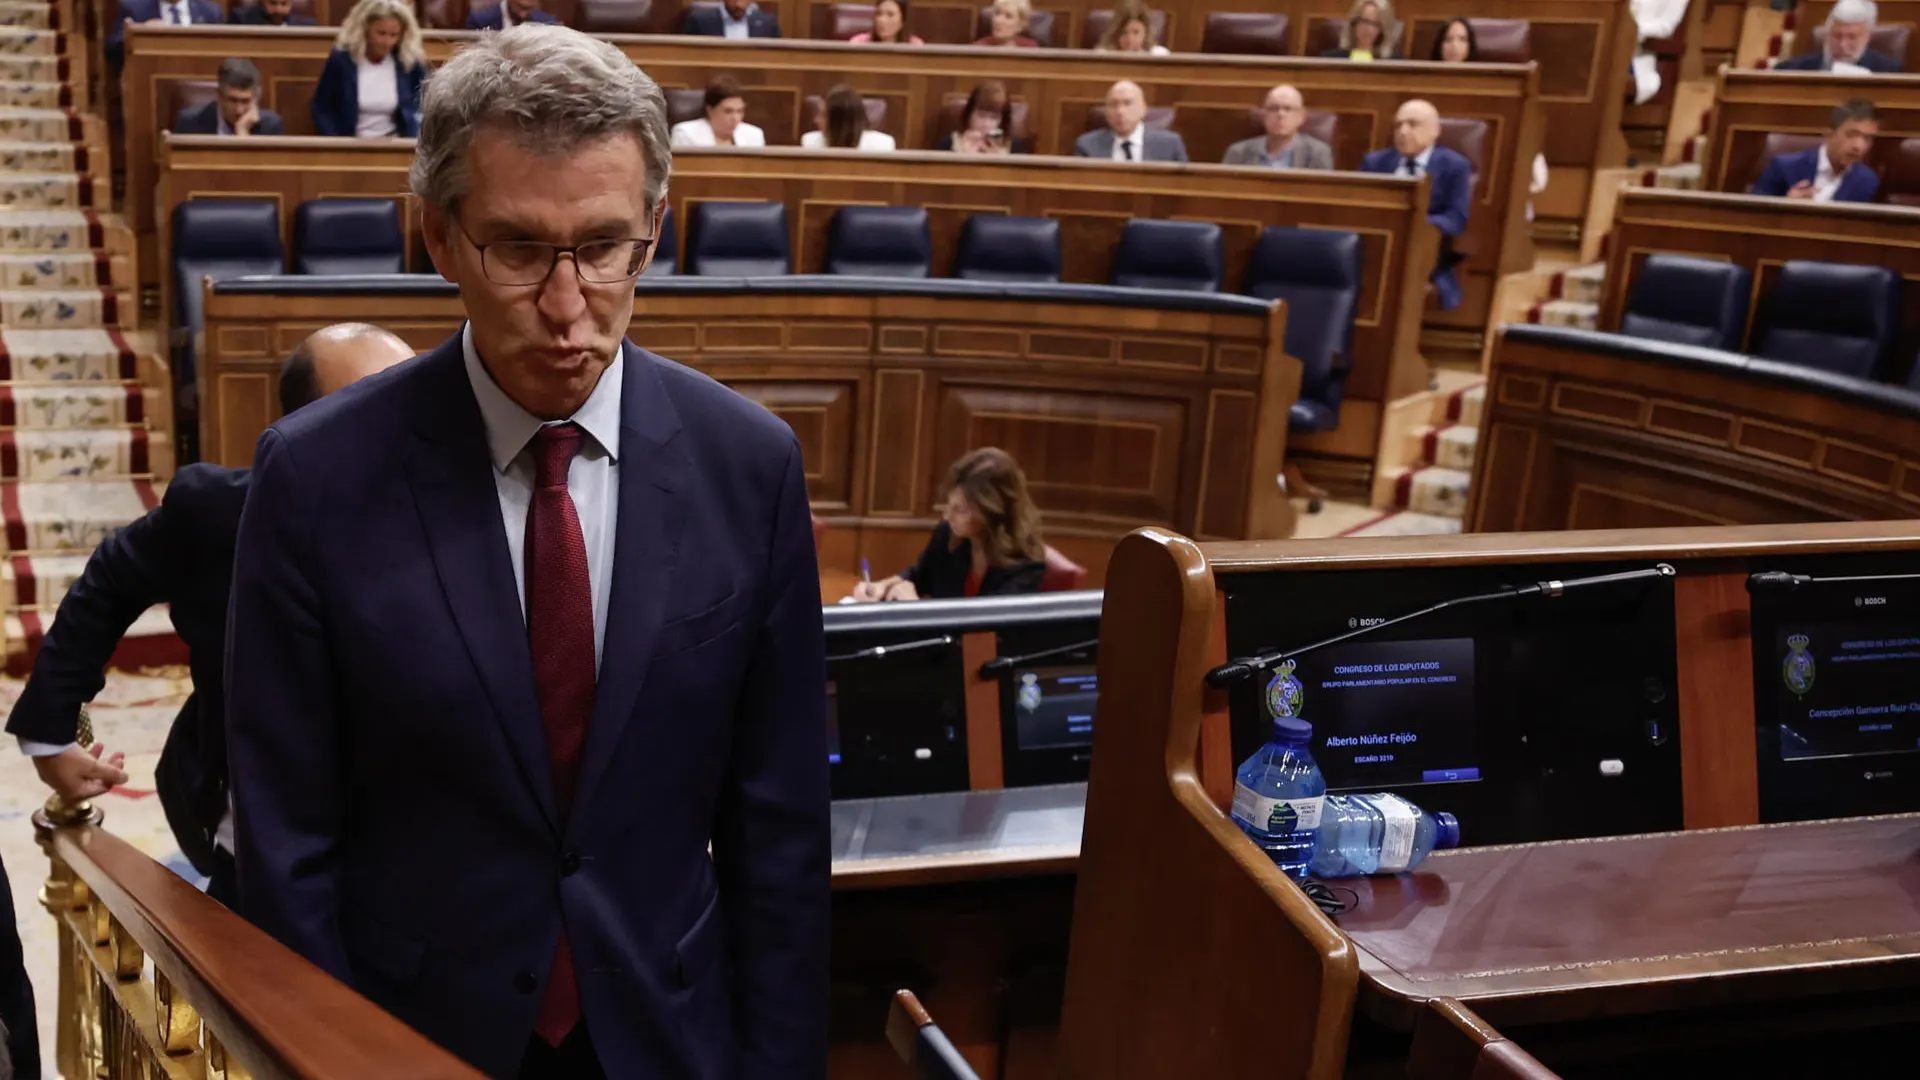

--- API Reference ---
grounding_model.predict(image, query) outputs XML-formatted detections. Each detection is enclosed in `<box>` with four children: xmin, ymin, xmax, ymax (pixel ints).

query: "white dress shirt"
<box><xmin>161</xmin><ymin>0</ymin><xmax>195</xmax><ymax>23</ymax></box>
<box><xmin>1400</xmin><ymin>144</ymin><xmax>1435</xmax><ymax>177</ymax></box>
<box><xmin>1811</xmin><ymin>146</ymin><xmax>1845</xmax><ymax>202</ymax></box>
<box><xmin>354</xmin><ymin>53</ymin><xmax>399</xmax><ymax>138</ymax></box>
<box><xmin>1110</xmin><ymin>125</ymin><xmax>1145</xmax><ymax>161</ymax></box>
<box><xmin>462</xmin><ymin>323</ymin><xmax>620</xmax><ymax>672</ymax></box>
<box><xmin>800</xmin><ymin>129</ymin><xmax>896</xmax><ymax>151</ymax></box>
<box><xmin>720</xmin><ymin>3</ymin><xmax>755</xmax><ymax>37</ymax></box>
<box><xmin>670</xmin><ymin>117</ymin><xmax>768</xmax><ymax>148</ymax></box>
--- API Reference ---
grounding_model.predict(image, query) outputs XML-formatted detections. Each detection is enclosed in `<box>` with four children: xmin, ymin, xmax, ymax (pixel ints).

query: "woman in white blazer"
<box><xmin>802</xmin><ymin>84</ymin><xmax>898</xmax><ymax>151</ymax></box>
<box><xmin>669</xmin><ymin>75</ymin><xmax>766</xmax><ymax>148</ymax></box>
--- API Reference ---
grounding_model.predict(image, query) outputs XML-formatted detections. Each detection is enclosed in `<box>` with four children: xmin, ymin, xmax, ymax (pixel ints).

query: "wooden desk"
<box><xmin>1702</xmin><ymin>70</ymin><xmax>1920</xmax><ymax>195</ymax></box>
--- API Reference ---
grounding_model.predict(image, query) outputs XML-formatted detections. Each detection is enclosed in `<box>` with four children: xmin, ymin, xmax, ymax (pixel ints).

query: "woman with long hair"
<box><xmin>849</xmin><ymin>0</ymin><xmax>924</xmax><ymax>44</ymax></box>
<box><xmin>1321</xmin><ymin>0</ymin><xmax>1399</xmax><ymax>59</ymax></box>
<box><xmin>801</xmin><ymin>84</ymin><xmax>897</xmax><ymax>151</ymax></box>
<box><xmin>310</xmin><ymin>0</ymin><xmax>427</xmax><ymax>137</ymax></box>
<box><xmin>935</xmin><ymin>79</ymin><xmax>1028</xmax><ymax>153</ymax></box>
<box><xmin>1095</xmin><ymin>1</ymin><xmax>1168</xmax><ymax>54</ymax></box>
<box><xmin>669</xmin><ymin>74</ymin><xmax>766</xmax><ymax>147</ymax></box>
<box><xmin>852</xmin><ymin>447</ymin><xmax>1048</xmax><ymax>600</ymax></box>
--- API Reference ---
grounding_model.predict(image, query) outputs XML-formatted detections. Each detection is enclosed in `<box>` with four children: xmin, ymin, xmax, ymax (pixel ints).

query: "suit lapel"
<box><xmin>569</xmin><ymin>342</ymin><xmax>691</xmax><ymax>831</ymax></box>
<box><xmin>402</xmin><ymin>338</ymin><xmax>560</xmax><ymax>832</ymax></box>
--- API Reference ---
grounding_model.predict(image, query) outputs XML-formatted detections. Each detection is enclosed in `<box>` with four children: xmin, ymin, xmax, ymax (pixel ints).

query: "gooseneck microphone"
<box><xmin>978</xmin><ymin>638</ymin><xmax>1099</xmax><ymax>679</ymax></box>
<box><xmin>1746</xmin><ymin>570</ymin><xmax>1920</xmax><ymax>594</ymax></box>
<box><xmin>1204</xmin><ymin>563</ymin><xmax>1677</xmax><ymax>688</ymax></box>
<box><xmin>825</xmin><ymin>635</ymin><xmax>953</xmax><ymax>665</ymax></box>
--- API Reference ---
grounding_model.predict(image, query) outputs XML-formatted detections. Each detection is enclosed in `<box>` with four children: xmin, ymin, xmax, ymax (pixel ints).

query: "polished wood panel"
<box><xmin>200</xmin><ymin>281</ymin><xmax>1301</xmax><ymax>566</ymax></box>
<box><xmin>124</xmin><ymin>25</ymin><xmax>1542</xmax><ymax>346</ymax></box>
<box><xmin>1672</xmin><ymin>570</ymin><xmax>1759</xmax><ymax>829</ymax></box>
<box><xmin>1703</xmin><ymin>70</ymin><xmax>1920</xmax><ymax>196</ymax></box>
<box><xmin>162</xmin><ymin>138</ymin><xmax>1432</xmax><ymax>478</ymax></box>
<box><xmin>1599</xmin><ymin>188</ymin><xmax>1920</xmax><ymax>362</ymax></box>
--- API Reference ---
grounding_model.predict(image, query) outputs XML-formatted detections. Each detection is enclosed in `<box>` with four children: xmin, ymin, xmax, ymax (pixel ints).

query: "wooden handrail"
<box><xmin>35</xmin><ymin>800</ymin><xmax>484</xmax><ymax>1080</ymax></box>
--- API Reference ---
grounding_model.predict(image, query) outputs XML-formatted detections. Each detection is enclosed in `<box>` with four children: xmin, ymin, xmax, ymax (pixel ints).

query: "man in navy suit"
<box><xmin>1753</xmin><ymin>99</ymin><xmax>1882</xmax><ymax>202</ymax></box>
<box><xmin>681</xmin><ymin>0</ymin><xmax>782</xmax><ymax>37</ymax></box>
<box><xmin>228</xmin><ymin>0</ymin><xmax>317</xmax><ymax>24</ymax></box>
<box><xmin>109</xmin><ymin>0</ymin><xmax>223</xmax><ymax>63</ymax></box>
<box><xmin>467</xmin><ymin>0</ymin><xmax>560</xmax><ymax>29</ymax></box>
<box><xmin>1360</xmin><ymin>99</ymin><xmax>1472</xmax><ymax>311</ymax></box>
<box><xmin>227</xmin><ymin>24</ymin><xmax>828</xmax><ymax>1080</ymax></box>
<box><xmin>8</xmin><ymin>324</ymin><xmax>412</xmax><ymax>907</ymax></box>
<box><xmin>1775</xmin><ymin>0</ymin><xmax>1903</xmax><ymax>72</ymax></box>
<box><xmin>172</xmin><ymin>58</ymin><xmax>285</xmax><ymax>136</ymax></box>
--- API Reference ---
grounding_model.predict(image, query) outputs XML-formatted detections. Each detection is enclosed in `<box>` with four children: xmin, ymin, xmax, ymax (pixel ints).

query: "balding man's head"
<box><xmin>1262</xmin><ymin>84</ymin><xmax>1305</xmax><ymax>140</ymax></box>
<box><xmin>279</xmin><ymin>323</ymin><xmax>414</xmax><ymax>416</ymax></box>
<box><xmin>1105</xmin><ymin>79</ymin><xmax>1146</xmax><ymax>138</ymax></box>
<box><xmin>1393</xmin><ymin>99</ymin><xmax>1440</xmax><ymax>157</ymax></box>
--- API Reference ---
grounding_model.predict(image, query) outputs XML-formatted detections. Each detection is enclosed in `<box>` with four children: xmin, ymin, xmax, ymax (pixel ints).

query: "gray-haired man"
<box><xmin>1776</xmin><ymin>0</ymin><xmax>1904</xmax><ymax>72</ymax></box>
<box><xmin>226</xmin><ymin>24</ymin><xmax>829</xmax><ymax>1080</ymax></box>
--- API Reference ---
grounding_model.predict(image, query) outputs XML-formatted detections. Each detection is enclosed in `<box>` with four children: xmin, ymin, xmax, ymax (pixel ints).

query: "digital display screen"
<box><xmin>1288</xmin><ymin>637</ymin><xmax>1479</xmax><ymax>789</ymax></box>
<box><xmin>1773</xmin><ymin>622</ymin><xmax>1920</xmax><ymax>762</ymax></box>
<box><xmin>1013</xmin><ymin>665</ymin><xmax>1097</xmax><ymax>750</ymax></box>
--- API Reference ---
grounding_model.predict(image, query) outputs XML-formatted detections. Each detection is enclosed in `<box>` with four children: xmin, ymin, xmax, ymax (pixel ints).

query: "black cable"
<box><xmin>1301</xmin><ymin>878</ymin><xmax>1358</xmax><ymax>918</ymax></box>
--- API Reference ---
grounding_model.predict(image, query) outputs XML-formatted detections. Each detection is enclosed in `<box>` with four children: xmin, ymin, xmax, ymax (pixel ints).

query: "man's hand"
<box><xmin>1786</xmin><ymin>179</ymin><xmax>1815</xmax><ymax>200</ymax></box>
<box><xmin>34</xmin><ymin>743</ymin><xmax>128</xmax><ymax>802</ymax></box>
<box><xmin>235</xmin><ymin>102</ymin><xmax>260</xmax><ymax>137</ymax></box>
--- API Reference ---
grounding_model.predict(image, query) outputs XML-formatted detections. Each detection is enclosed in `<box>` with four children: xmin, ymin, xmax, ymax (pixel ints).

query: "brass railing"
<box><xmin>34</xmin><ymin>797</ymin><xmax>485</xmax><ymax>1080</ymax></box>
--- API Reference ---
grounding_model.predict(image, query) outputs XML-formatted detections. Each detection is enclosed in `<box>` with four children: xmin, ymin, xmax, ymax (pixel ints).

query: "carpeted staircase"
<box><xmin>1368</xmin><ymin>369</ymin><xmax>1483</xmax><ymax>526</ymax></box>
<box><xmin>0</xmin><ymin>7</ymin><xmax>178</xmax><ymax>676</ymax></box>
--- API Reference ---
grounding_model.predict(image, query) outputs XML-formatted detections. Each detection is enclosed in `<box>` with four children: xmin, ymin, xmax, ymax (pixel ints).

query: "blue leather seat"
<box><xmin>685</xmin><ymin>201</ymin><xmax>791</xmax><ymax>276</ymax></box>
<box><xmin>1110</xmin><ymin>219</ymin><xmax>1223</xmax><ymax>293</ymax></box>
<box><xmin>825</xmin><ymin>206</ymin><xmax>931</xmax><ymax>278</ymax></box>
<box><xmin>1618</xmin><ymin>253</ymin><xmax>1751</xmax><ymax>352</ymax></box>
<box><xmin>172</xmin><ymin>199</ymin><xmax>284</xmax><ymax>337</ymax></box>
<box><xmin>1241</xmin><ymin>227</ymin><xmax>1363</xmax><ymax>433</ymax></box>
<box><xmin>293</xmin><ymin>198</ymin><xmax>404</xmax><ymax>276</ymax></box>
<box><xmin>643</xmin><ymin>205</ymin><xmax>676</xmax><ymax>277</ymax></box>
<box><xmin>1751</xmin><ymin>260</ymin><xmax>1903</xmax><ymax>381</ymax></box>
<box><xmin>951</xmin><ymin>215</ymin><xmax>1061</xmax><ymax>284</ymax></box>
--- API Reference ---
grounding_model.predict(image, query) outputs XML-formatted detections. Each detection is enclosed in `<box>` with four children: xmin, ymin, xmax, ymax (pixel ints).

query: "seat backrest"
<box><xmin>293</xmin><ymin>198</ymin><xmax>404</xmax><ymax>276</ymax></box>
<box><xmin>1241</xmin><ymin>226</ymin><xmax>1362</xmax><ymax>406</ymax></box>
<box><xmin>684</xmin><ymin>200</ymin><xmax>790</xmax><ymax>276</ymax></box>
<box><xmin>573</xmin><ymin>0</ymin><xmax>665</xmax><ymax>33</ymax></box>
<box><xmin>976</xmin><ymin>3</ymin><xmax>1053</xmax><ymax>44</ymax></box>
<box><xmin>664</xmin><ymin>88</ymin><xmax>705</xmax><ymax>127</ymax></box>
<box><xmin>1749</xmin><ymin>131</ymin><xmax>1824</xmax><ymax>190</ymax></box>
<box><xmin>1752</xmin><ymin>259</ymin><xmax>1903</xmax><ymax>380</ymax></box>
<box><xmin>167</xmin><ymin>79</ymin><xmax>218</xmax><ymax>128</ymax></box>
<box><xmin>803</xmin><ymin>93</ymin><xmax>890</xmax><ymax>136</ymax></box>
<box><xmin>1041</xmin><ymin>545</ymin><xmax>1088</xmax><ymax>591</ymax></box>
<box><xmin>642</xmin><ymin>204</ymin><xmax>676</xmax><ymax>276</ymax></box>
<box><xmin>1111</xmin><ymin>219</ymin><xmax>1223</xmax><ymax>292</ymax></box>
<box><xmin>825</xmin><ymin>205</ymin><xmax>932</xmax><ymax>277</ymax></box>
<box><xmin>419</xmin><ymin>0</ymin><xmax>470</xmax><ymax>27</ymax></box>
<box><xmin>171</xmin><ymin>198</ymin><xmax>285</xmax><ymax>329</ymax></box>
<box><xmin>1469</xmin><ymin>17</ymin><xmax>1531</xmax><ymax>62</ymax></box>
<box><xmin>951</xmin><ymin>215</ymin><xmax>1061</xmax><ymax>283</ymax></box>
<box><xmin>1882</xmin><ymin>137</ymin><xmax>1920</xmax><ymax>207</ymax></box>
<box><xmin>1084</xmin><ymin>103</ymin><xmax>1175</xmax><ymax>134</ymax></box>
<box><xmin>886</xmin><ymin>991</ymin><xmax>981</xmax><ymax>1080</ymax></box>
<box><xmin>817</xmin><ymin>1</ymin><xmax>872</xmax><ymax>38</ymax></box>
<box><xmin>1810</xmin><ymin>20</ymin><xmax>1913</xmax><ymax>63</ymax></box>
<box><xmin>1201</xmin><ymin>11</ymin><xmax>1289</xmax><ymax>54</ymax></box>
<box><xmin>1619</xmin><ymin>253</ymin><xmax>1752</xmax><ymax>352</ymax></box>
<box><xmin>1437</xmin><ymin>117</ymin><xmax>1487</xmax><ymax>178</ymax></box>
<box><xmin>937</xmin><ymin>92</ymin><xmax>1032</xmax><ymax>142</ymax></box>
<box><xmin>1082</xmin><ymin>6</ymin><xmax>1168</xmax><ymax>48</ymax></box>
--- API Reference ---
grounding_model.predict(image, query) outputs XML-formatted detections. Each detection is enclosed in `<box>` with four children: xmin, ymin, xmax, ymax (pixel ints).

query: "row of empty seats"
<box><xmin>1620</xmin><ymin>254</ymin><xmax>1917</xmax><ymax>387</ymax></box>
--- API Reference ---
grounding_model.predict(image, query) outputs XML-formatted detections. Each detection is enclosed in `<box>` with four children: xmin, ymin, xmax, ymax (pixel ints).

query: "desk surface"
<box><xmin>1338</xmin><ymin>814</ymin><xmax>1920</xmax><ymax>1031</ymax></box>
<box><xmin>829</xmin><ymin>783</ymin><xmax>1085</xmax><ymax>890</ymax></box>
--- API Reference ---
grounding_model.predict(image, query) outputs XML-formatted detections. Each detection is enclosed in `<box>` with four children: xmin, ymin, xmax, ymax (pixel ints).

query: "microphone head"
<box><xmin>1746</xmin><ymin>571</ymin><xmax>1801</xmax><ymax>594</ymax></box>
<box><xmin>1204</xmin><ymin>661</ymin><xmax>1256</xmax><ymax>689</ymax></box>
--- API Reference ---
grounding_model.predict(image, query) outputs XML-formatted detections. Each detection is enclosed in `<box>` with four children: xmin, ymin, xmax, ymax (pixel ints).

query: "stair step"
<box><xmin>1372</xmin><ymin>465</ymin><xmax>1472</xmax><ymax>518</ymax></box>
<box><xmin>0</xmin><ymin>209</ymin><xmax>133</xmax><ymax>254</ymax></box>
<box><xmin>0</xmin><ymin>54</ymin><xmax>64</xmax><ymax>82</ymax></box>
<box><xmin>0</xmin><ymin>383</ymin><xmax>147</xmax><ymax>426</ymax></box>
<box><xmin>0</xmin><ymin>2</ymin><xmax>58</xmax><ymax>30</ymax></box>
<box><xmin>0</xmin><ymin>81</ymin><xmax>69</xmax><ymax>109</ymax></box>
<box><xmin>0</xmin><ymin>28</ymin><xmax>63</xmax><ymax>60</ymax></box>
<box><xmin>0</xmin><ymin>287</ymin><xmax>133</xmax><ymax>329</ymax></box>
<box><xmin>0</xmin><ymin>427</ymin><xmax>149</xmax><ymax>481</ymax></box>
<box><xmin>1559</xmin><ymin>262</ymin><xmax>1606</xmax><ymax>305</ymax></box>
<box><xmin>0</xmin><ymin>328</ymin><xmax>150</xmax><ymax>381</ymax></box>
<box><xmin>0</xmin><ymin>171</ymin><xmax>105</xmax><ymax>211</ymax></box>
<box><xmin>1408</xmin><ymin>423</ymin><xmax>1479</xmax><ymax>471</ymax></box>
<box><xmin>1537</xmin><ymin>299</ymin><xmax>1599</xmax><ymax>331</ymax></box>
<box><xmin>1447</xmin><ymin>381</ymin><xmax>1484</xmax><ymax>428</ymax></box>
<box><xmin>6</xmin><ymin>604</ymin><xmax>186</xmax><ymax>676</ymax></box>
<box><xmin>0</xmin><ymin>139</ymin><xmax>90</xmax><ymax>172</ymax></box>
<box><xmin>3</xmin><ymin>477</ymin><xmax>157</xmax><ymax>553</ymax></box>
<box><xmin>4</xmin><ymin>550</ymin><xmax>86</xmax><ymax>608</ymax></box>
<box><xmin>0</xmin><ymin>108</ymin><xmax>98</xmax><ymax>145</ymax></box>
<box><xmin>0</xmin><ymin>252</ymin><xmax>125</xmax><ymax>290</ymax></box>
<box><xmin>1652</xmin><ymin>162</ymin><xmax>1702</xmax><ymax>190</ymax></box>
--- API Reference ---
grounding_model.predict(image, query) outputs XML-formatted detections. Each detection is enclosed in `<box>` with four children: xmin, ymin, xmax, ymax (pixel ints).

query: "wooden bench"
<box><xmin>162</xmin><ymin>137</ymin><xmax>1436</xmax><ymax>487</ymax></box>
<box><xmin>1701</xmin><ymin>69</ymin><xmax>1920</xmax><ymax>195</ymax></box>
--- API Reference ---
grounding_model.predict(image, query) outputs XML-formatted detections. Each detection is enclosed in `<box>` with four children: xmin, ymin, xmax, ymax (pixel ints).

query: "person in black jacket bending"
<box><xmin>5</xmin><ymin>323</ymin><xmax>414</xmax><ymax>909</ymax></box>
<box><xmin>854</xmin><ymin>447</ymin><xmax>1047</xmax><ymax>601</ymax></box>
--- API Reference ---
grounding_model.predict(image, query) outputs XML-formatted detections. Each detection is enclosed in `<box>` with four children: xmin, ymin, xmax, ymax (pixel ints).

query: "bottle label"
<box><xmin>1232</xmin><ymin>783</ymin><xmax>1323</xmax><ymax>834</ymax></box>
<box><xmin>1376</xmin><ymin>794</ymin><xmax>1419</xmax><ymax>873</ymax></box>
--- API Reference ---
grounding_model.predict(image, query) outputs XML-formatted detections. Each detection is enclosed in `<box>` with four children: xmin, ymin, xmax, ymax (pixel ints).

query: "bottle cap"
<box><xmin>1270</xmin><ymin>716</ymin><xmax>1313</xmax><ymax>744</ymax></box>
<box><xmin>1434</xmin><ymin>812</ymin><xmax>1461</xmax><ymax>850</ymax></box>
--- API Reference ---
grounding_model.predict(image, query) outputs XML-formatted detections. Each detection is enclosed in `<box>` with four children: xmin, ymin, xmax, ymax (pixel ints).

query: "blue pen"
<box><xmin>860</xmin><ymin>558</ymin><xmax>872</xmax><ymax>583</ymax></box>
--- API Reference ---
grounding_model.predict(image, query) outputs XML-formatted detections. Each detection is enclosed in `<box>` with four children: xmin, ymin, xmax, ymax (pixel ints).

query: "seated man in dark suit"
<box><xmin>467</xmin><ymin>0</ymin><xmax>560</xmax><ymax>29</ymax></box>
<box><xmin>7</xmin><ymin>323</ymin><xmax>412</xmax><ymax>909</ymax></box>
<box><xmin>1360</xmin><ymin>98</ymin><xmax>1472</xmax><ymax>310</ymax></box>
<box><xmin>1073</xmin><ymin>79</ymin><xmax>1189</xmax><ymax>162</ymax></box>
<box><xmin>1754</xmin><ymin>98</ymin><xmax>1882</xmax><ymax>202</ymax></box>
<box><xmin>682</xmin><ymin>0</ymin><xmax>782</xmax><ymax>37</ymax></box>
<box><xmin>173</xmin><ymin>57</ymin><xmax>284</xmax><ymax>136</ymax></box>
<box><xmin>109</xmin><ymin>0</ymin><xmax>223</xmax><ymax>64</ymax></box>
<box><xmin>228</xmin><ymin>0</ymin><xmax>316</xmax><ymax>25</ymax></box>
<box><xmin>1775</xmin><ymin>0</ymin><xmax>1903</xmax><ymax>72</ymax></box>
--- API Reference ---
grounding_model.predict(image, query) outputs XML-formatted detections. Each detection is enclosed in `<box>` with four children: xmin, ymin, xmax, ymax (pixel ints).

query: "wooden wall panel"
<box><xmin>160</xmin><ymin>139</ymin><xmax>1431</xmax><ymax>475</ymax></box>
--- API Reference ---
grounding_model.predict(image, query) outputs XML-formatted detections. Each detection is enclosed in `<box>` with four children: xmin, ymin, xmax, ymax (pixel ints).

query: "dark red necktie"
<box><xmin>525</xmin><ymin>422</ymin><xmax>595</xmax><ymax>1046</ymax></box>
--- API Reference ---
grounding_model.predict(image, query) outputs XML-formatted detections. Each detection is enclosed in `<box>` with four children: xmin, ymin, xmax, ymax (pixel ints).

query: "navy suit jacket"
<box><xmin>310</xmin><ymin>47</ymin><xmax>425</xmax><ymax>137</ymax></box>
<box><xmin>681</xmin><ymin>4</ymin><xmax>782</xmax><ymax>36</ymax></box>
<box><xmin>109</xmin><ymin>0</ymin><xmax>223</xmax><ymax>55</ymax></box>
<box><xmin>228</xmin><ymin>3</ymin><xmax>317</xmax><ymax>23</ymax></box>
<box><xmin>1752</xmin><ymin>146</ymin><xmax>1881</xmax><ymax>202</ymax></box>
<box><xmin>1360</xmin><ymin>143</ymin><xmax>1472</xmax><ymax>310</ymax></box>
<box><xmin>173</xmin><ymin>100</ymin><xmax>284</xmax><ymax>136</ymax></box>
<box><xmin>227</xmin><ymin>336</ymin><xmax>830</xmax><ymax>1079</ymax></box>
<box><xmin>1774</xmin><ymin>47</ymin><xmax>1903</xmax><ymax>73</ymax></box>
<box><xmin>465</xmin><ymin>4</ymin><xmax>560</xmax><ymax>28</ymax></box>
<box><xmin>6</xmin><ymin>464</ymin><xmax>248</xmax><ymax>874</ymax></box>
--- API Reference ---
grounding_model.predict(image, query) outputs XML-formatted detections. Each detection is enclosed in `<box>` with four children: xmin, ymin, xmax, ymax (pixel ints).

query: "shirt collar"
<box><xmin>461</xmin><ymin>322</ymin><xmax>623</xmax><ymax>474</ymax></box>
<box><xmin>1818</xmin><ymin>145</ymin><xmax>1837</xmax><ymax>178</ymax></box>
<box><xmin>1412</xmin><ymin>145</ymin><xmax>1435</xmax><ymax>169</ymax></box>
<box><xmin>216</xmin><ymin>111</ymin><xmax>232</xmax><ymax>135</ymax></box>
<box><xmin>721</xmin><ymin>3</ymin><xmax>755</xmax><ymax>23</ymax></box>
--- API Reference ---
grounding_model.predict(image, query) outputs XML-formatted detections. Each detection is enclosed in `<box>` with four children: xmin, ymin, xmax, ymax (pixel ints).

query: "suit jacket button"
<box><xmin>560</xmin><ymin>851</ymin><xmax>582</xmax><ymax>877</ymax></box>
<box><xmin>514</xmin><ymin>971</ymin><xmax>537</xmax><ymax>994</ymax></box>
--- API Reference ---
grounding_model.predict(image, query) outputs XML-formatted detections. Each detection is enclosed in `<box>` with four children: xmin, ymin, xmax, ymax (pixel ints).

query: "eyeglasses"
<box><xmin>455</xmin><ymin>219</ymin><xmax>656</xmax><ymax>286</ymax></box>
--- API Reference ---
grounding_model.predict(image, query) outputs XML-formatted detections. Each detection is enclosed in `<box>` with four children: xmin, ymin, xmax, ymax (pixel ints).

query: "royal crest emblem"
<box><xmin>1265</xmin><ymin>660</ymin><xmax>1304</xmax><ymax>719</ymax></box>
<box><xmin>1016</xmin><ymin>672</ymin><xmax>1042</xmax><ymax>713</ymax></box>
<box><xmin>1782</xmin><ymin>634</ymin><xmax>1816</xmax><ymax>698</ymax></box>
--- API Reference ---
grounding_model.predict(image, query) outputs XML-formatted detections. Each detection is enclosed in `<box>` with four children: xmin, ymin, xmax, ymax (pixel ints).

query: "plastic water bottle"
<box><xmin>1229</xmin><ymin>716</ymin><xmax>1326</xmax><ymax>883</ymax></box>
<box><xmin>1308</xmin><ymin>793</ymin><xmax>1461</xmax><ymax>878</ymax></box>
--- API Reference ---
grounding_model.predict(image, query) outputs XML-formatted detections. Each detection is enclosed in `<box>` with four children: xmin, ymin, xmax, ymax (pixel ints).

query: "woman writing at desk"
<box><xmin>853</xmin><ymin>447</ymin><xmax>1047</xmax><ymax>601</ymax></box>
